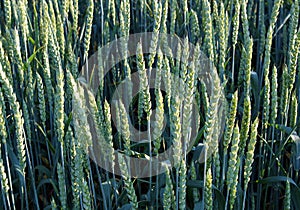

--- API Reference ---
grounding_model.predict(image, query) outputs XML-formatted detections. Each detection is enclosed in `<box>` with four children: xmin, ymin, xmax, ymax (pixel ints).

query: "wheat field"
<box><xmin>0</xmin><ymin>0</ymin><xmax>299</xmax><ymax>209</ymax></box>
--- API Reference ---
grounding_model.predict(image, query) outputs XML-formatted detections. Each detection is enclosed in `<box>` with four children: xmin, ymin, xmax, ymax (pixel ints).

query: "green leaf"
<box><xmin>187</xmin><ymin>180</ymin><xmax>225</xmax><ymax>209</ymax></box>
<box><xmin>292</xmin><ymin>134</ymin><xmax>300</xmax><ymax>170</ymax></box>
<box><xmin>194</xmin><ymin>201</ymin><xmax>203</xmax><ymax>210</ymax></box>
<box><xmin>118</xmin><ymin>204</ymin><xmax>132</xmax><ymax>210</ymax></box>
<box><xmin>275</xmin><ymin>124</ymin><xmax>293</xmax><ymax>134</ymax></box>
<box><xmin>34</xmin><ymin>165</ymin><xmax>52</xmax><ymax>178</ymax></box>
<box><xmin>28</xmin><ymin>36</ymin><xmax>35</xmax><ymax>45</ymax></box>
<box><xmin>291</xmin><ymin>184</ymin><xmax>300</xmax><ymax>209</ymax></box>
<box><xmin>24</xmin><ymin>46</ymin><xmax>44</xmax><ymax>67</ymax></box>
<box><xmin>37</xmin><ymin>178</ymin><xmax>59</xmax><ymax>196</ymax></box>
<box><xmin>102</xmin><ymin>182</ymin><xmax>112</xmax><ymax>202</ymax></box>
<box><xmin>192</xmin><ymin>143</ymin><xmax>205</xmax><ymax>162</ymax></box>
<box><xmin>257</xmin><ymin>176</ymin><xmax>300</xmax><ymax>209</ymax></box>
<box><xmin>257</xmin><ymin>176</ymin><xmax>299</xmax><ymax>190</ymax></box>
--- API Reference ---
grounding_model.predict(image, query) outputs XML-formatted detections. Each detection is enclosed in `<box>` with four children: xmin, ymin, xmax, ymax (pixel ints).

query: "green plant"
<box><xmin>0</xmin><ymin>0</ymin><xmax>299</xmax><ymax>209</ymax></box>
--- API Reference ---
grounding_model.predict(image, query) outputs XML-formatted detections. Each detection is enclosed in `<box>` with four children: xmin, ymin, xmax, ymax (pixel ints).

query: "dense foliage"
<box><xmin>0</xmin><ymin>0</ymin><xmax>299</xmax><ymax>209</ymax></box>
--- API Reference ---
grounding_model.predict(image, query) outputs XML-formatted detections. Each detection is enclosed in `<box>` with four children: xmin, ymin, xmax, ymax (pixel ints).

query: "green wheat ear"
<box><xmin>287</xmin><ymin>0</ymin><xmax>299</xmax><ymax>91</ymax></box>
<box><xmin>289</xmin><ymin>93</ymin><xmax>298</xmax><ymax>127</ymax></box>
<box><xmin>170</xmin><ymin>0</ymin><xmax>177</xmax><ymax>34</ymax></box>
<box><xmin>224</xmin><ymin>91</ymin><xmax>238</xmax><ymax>151</ymax></box>
<box><xmin>0</xmin><ymin>89</ymin><xmax>7</xmax><ymax>144</ymax></box>
<box><xmin>190</xmin><ymin>10</ymin><xmax>200</xmax><ymax>44</ymax></box>
<box><xmin>103</xmin><ymin>99</ymin><xmax>115</xmax><ymax>163</ymax></box>
<box><xmin>232</xmin><ymin>0</ymin><xmax>241</xmax><ymax>46</ymax></box>
<box><xmin>239</xmin><ymin>95</ymin><xmax>251</xmax><ymax>155</ymax></box>
<box><xmin>258</xmin><ymin>0</ymin><xmax>266</xmax><ymax>59</ymax></box>
<box><xmin>280</xmin><ymin>64</ymin><xmax>289</xmax><ymax>120</ymax></box>
<box><xmin>117</xmin><ymin>100</ymin><xmax>132</xmax><ymax>157</ymax></box>
<box><xmin>243</xmin><ymin>118</ymin><xmax>259</xmax><ymax>209</ymax></box>
<box><xmin>226</xmin><ymin>125</ymin><xmax>240</xmax><ymax>210</ymax></box>
<box><xmin>160</xmin><ymin>0</ymin><xmax>168</xmax><ymax>35</ymax></box>
<box><xmin>153</xmin><ymin>89</ymin><xmax>164</xmax><ymax>155</ymax></box>
<box><xmin>0</xmin><ymin>64</ymin><xmax>26</xmax><ymax>174</ymax></box>
<box><xmin>163</xmin><ymin>165</ymin><xmax>175</xmax><ymax>209</ymax></box>
<box><xmin>3</xmin><ymin>0</ymin><xmax>11</xmax><ymax>26</ymax></box>
<box><xmin>0</xmin><ymin>89</ymin><xmax>10</xmax><ymax>207</ymax></box>
<box><xmin>263</xmin><ymin>76</ymin><xmax>270</xmax><ymax>130</ymax></box>
<box><xmin>0</xmin><ymin>41</ymin><xmax>12</xmax><ymax>85</ymax></box>
<box><xmin>57</xmin><ymin>162</ymin><xmax>67</xmax><ymax>209</ymax></box>
<box><xmin>70</xmin><ymin>0</ymin><xmax>79</xmax><ymax>32</ymax></box>
<box><xmin>108</xmin><ymin>0</ymin><xmax>117</xmax><ymax>27</ymax></box>
<box><xmin>36</xmin><ymin>73</ymin><xmax>46</xmax><ymax>129</ymax></box>
<box><xmin>284</xmin><ymin>181</ymin><xmax>291</xmax><ymax>210</ymax></box>
<box><xmin>136</xmin><ymin>42</ymin><xmax>151</xmax><ymax>122</ymax></box>
<box><xmin>148</xmin><ymin>0</ymin><xmax>162</xmax><ymax>68</ymax></box>
<box><xmin>204</xmin><ymin>166</ymin><xmax>213</xmax><ymax>210</ymax></box>
<box><xmin>270</xmin><ymin>66</ymin><xmax>278</xmax><ymax>126</ymax></box>
<box><xmin>262</xmin><ymin>0</ymin><xmax>282</xmax><ymax>81</ymax></box>
<box><xmin>217</xmin><ymin>2</ymin><xmax>228</xmax><ymax>82</ymax></box>
<box><xmin>202</xmin><ymin>0</ymin><xmax>214</xmax><ymax>61</ymax></box>
<box><xmin>170</xmin><ymin>96</ymin><xmax>182</xmax><ymax>169</ymax></box>
<box><xmin>52</xmin><ymin>0</ymin><xmax>65</xmax><ymax>57</ymax></box>
<box><xmin>118</xmin><ymin>154</ymin><xmax>138</xmax><ymax>210</ymax></box>
<box><xmin>5</xmin><ymin>29</ymin><xmax>24</xmax><ymax>87</ymax></box>
<box><xmin>83</xmin><ymin>0</ymin><xmax>94</xmax><ymax>60</ymax></box>
<box><xmin>179</xmin><ymin>160</ymin><xmax>187</xmax><ymax>210</ymax></box>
